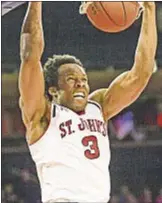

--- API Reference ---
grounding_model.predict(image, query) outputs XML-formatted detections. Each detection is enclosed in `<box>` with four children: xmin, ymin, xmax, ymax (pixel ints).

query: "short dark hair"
<box><xmin>43</xmin><ymin>54</ymin><xmax>84</xmax><ymax>101</ymax></box>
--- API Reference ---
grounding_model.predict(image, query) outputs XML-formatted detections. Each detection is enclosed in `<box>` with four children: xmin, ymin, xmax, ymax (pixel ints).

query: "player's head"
<box><xmin>44</xmin><ymin>54</ymin><xmax>90</xmax><ymax>112</ymax></box>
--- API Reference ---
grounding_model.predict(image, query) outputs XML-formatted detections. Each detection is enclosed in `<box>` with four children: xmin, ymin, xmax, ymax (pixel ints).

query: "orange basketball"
<box><xmin>86</xmin><ymin>2</ymin><xmax>141</xmax><ymax>33</ymax></box>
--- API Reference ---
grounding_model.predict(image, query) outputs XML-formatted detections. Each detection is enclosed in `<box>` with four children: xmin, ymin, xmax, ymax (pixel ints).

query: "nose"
<box><xmin>75</xmin><ymin>79</ymin><xmax>85</xmax><ymax>88</ymax></box>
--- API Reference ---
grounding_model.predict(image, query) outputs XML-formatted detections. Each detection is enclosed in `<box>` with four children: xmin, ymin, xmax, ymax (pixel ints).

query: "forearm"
<box><xmin>133</xmin><ymin>3</ymin><xmax>157</xmax><ymax>76</ymax></box>
<box><xmin>19</xmin><ymin>2</ymin><xmax>45</xmax><ymax>120</ymax></box>
<box><xmin>20</xmin><ymin>2</ymin><xmax>44</xmax><ymax>61</ymax></box>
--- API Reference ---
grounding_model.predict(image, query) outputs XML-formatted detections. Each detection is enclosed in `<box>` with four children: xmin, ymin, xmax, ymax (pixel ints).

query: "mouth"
<box><xmin>73</xmin><ymin>92</ymin><xmax>86</xmax><ymax>100</ymax></box>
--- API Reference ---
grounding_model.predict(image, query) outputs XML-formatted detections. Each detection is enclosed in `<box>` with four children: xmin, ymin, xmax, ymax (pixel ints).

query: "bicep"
<box><xmin>19</xmin><ymin>60</ymin><xmax>46</xmax><ymax>122</ymax></box>
<box><xmin>102</xmin><ymin>71</ymin><xmax>149</xmax><ymax>120</ymax></box>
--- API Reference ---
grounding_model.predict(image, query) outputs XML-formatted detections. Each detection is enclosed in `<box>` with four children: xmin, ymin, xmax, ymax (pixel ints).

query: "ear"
<box><xmin>48</xmin><ymin>87</ymin><xmax>58</xmax><ymax>98</ymax></box>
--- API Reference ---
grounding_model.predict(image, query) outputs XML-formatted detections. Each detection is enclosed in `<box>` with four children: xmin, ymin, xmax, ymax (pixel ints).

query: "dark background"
<box><xmin>2</xmin><ymin>2</ymin><xmax>162</xmax><ymax>71</ymax></box>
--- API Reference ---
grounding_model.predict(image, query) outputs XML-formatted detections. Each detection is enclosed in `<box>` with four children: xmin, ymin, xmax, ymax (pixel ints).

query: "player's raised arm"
<box><xmin>90</xmin><ymin>2</ymin><xmax>157</xmax><ymax>121</ymax></box>
<box><xmin>19</xmin><ymin>2</ymin><xmax>46</xmax><ymax>126</ymax></box>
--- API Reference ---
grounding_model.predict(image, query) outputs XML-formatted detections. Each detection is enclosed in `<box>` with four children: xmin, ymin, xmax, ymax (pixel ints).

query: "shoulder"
<box><xmin>88</xmin><ymin>88</ymin><xmax>107</xmax><ymax>107</ymax></box>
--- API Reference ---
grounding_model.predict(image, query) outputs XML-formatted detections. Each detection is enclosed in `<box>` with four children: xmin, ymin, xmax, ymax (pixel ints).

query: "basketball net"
<box><xmin>79</xmin><ymin>1</ymin><xmax>93</xmax><ymax>15</ymax></box>
<box><xmin>79</xmin><ymin>1</ymin><xmax>145</xmax><ymax>19</ymax></box>
<box><xmin>137</xmin><ymin>2</ymin><xmax>145</xmax><ymax>19</ymax></box>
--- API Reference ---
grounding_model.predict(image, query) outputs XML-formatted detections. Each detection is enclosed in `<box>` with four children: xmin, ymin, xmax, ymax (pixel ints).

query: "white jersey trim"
<box><xmin>88</xmin><ymin>99</ymin><xmax>102</xmax><ymax>111</ymax></box>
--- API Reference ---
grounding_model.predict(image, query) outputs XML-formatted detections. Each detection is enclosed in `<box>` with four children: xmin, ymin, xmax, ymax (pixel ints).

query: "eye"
<box><xmin>67</xmin><ymin>77</ymin><xmax>75</xmax><ymax>82</ymax></box>
<box><xmin>82</xmin><ymin>78</ymin><xmax>87</xmax><ymax>82</ymax></box>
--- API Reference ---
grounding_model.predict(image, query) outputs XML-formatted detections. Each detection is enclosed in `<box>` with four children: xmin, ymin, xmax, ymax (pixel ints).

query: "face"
<box><xmin>56</xmin><ymin>63</ymin><xmax>90</xmax><ymax>112</ymax></box>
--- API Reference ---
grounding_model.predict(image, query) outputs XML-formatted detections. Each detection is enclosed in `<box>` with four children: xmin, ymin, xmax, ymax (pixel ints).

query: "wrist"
<box><xmin>144</xmin><ymin>2</ymin><xmax>156</xmax><ymax>10</ymax></box>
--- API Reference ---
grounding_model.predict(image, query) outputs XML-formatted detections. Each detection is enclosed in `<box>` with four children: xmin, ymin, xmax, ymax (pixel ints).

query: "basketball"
<box><xmin>85</xmin><ymin>2</ymin><xmax>141</xmax><ymax>33</ymax></box>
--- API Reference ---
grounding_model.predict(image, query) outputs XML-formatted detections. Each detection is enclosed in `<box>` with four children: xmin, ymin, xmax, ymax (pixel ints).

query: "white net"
<box><xmin>79</xmin><ymin>1</ymin><xmax>93</xmax><ymax>15</ymax></box>
<box><xmin>137</xmin><ymin>2</ymin><xmax>145</xmax><ymax>19</ymax></box>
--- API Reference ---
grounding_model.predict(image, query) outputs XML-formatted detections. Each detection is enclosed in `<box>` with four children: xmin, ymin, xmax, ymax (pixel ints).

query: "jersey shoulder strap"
<box><xmin>51</xmin><ymin>102</ymin><xmax>59</xmax><ymax>118</ymax></box>
<box><xmin>88</xmin><ymin>100</ymin><xmax>102</xmax><ymax>111</ymax></box>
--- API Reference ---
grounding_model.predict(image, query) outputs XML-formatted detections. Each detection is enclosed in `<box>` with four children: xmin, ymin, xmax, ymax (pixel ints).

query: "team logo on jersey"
<box><xmin>59</xmin><ymin>118</ymin><xmax>107</xmax><ymax>138</ymax></box>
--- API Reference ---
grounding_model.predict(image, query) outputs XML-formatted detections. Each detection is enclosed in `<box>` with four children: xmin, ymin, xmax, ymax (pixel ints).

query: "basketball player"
<box><xmin>19</xmin><ymin>2</ymin><xmax>157</xmax><ymax>203</ymax></box>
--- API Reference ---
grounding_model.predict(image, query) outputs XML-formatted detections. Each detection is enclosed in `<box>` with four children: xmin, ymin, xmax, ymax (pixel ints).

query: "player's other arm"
<box><xmin>89</xmin><ymin>3</ymin><xmax>157</xmax><ymax>121</ymax></box>
<box><xmin>19</xmin><ymin>2</ymin><xmax>46</xmax><ymax>127</ymax></box>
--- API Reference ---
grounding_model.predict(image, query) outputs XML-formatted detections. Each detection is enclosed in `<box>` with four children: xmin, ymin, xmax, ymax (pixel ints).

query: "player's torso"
<box><xmin>29</xmin><ymin>101</ymin><xmax>111</xmax><ymax>202</ymax></box>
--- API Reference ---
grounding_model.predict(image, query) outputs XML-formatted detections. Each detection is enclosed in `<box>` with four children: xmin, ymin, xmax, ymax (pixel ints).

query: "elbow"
<box><xmin>135</xmin><ymin>50</ymin><xmax>155</xmax><ymax>66</ymax></box>
<box><xmin>20</xmin><ymin>33</ymin><xmax>44</xmax><ymax>62</ymax></box>
<box><xmin>142</xmin><ymin>72</ymin><xmax>152</xmax><ymax>84</ymax></box>
<box><xmin>20</xmin><ymin>48</ymin><xmax>43</xmax><ymax>62</ymax></box>
<box><xmin>136</xmin><ymin>71</ymin><xmax>152</xmax><ymax>87</ymax></box>
<box><xmin>134</xmin><ymin>56</ymin><xmax>154</xmax><ymax>79</ymax></box>
<box><xmin>141</xmin><ymin>62</ymin><xmax>154</xmax><ymax>80</ymax></box>
<box><xmin>130</xmin><ymin>69</ymin><xmax>153</xmax><ymax>88</ymax></box>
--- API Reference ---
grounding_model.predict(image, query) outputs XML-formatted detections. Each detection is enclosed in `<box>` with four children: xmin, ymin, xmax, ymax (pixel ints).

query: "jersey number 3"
<box><xmin>82</xmin><ymin>135</ymin><xmax>100</xmax><ymax>159</ymax></box>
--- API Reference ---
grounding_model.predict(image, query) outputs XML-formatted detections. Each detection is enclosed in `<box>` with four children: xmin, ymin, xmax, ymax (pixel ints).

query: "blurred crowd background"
<box><xmin>1</xmin><ymin>2</ymin><xmax>162</xmax><ymax>203</ymax></box>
